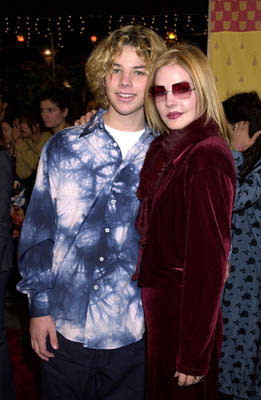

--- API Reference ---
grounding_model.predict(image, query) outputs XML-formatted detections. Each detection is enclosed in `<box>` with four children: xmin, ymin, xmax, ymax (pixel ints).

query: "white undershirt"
<box><xmin>105</xmin><ymin>125</ymin><xmax>144</xmax><ymax>159</ymax></box>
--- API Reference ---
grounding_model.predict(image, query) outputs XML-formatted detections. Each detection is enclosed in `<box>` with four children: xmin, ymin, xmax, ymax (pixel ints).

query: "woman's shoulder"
<box><xmin>189</xmin><ymin>135</ymin><xmax>235</xmax><ymax>174</ymax></box>
<box><xmin>192</xmin><ymin>134</ymin><xmax>231</xmax><ymax>157</ymax></box>
<box><xmin>41</xmin><ymin>130</ymin><xmax>53</xmax><ymax>140</ymax></box>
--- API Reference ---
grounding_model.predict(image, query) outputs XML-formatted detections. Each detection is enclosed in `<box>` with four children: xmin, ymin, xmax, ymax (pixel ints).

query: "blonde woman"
<box><xmin>135</xmin><ymin>43</ymin><xmax>236</xmax><ymax>399</ymax></box>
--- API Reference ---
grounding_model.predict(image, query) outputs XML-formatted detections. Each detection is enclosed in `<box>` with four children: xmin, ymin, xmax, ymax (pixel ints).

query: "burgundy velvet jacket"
<box><xmin>136</xmin><ymin>116</ymin><xmax>236</xmax><ymax>377</ymax></box>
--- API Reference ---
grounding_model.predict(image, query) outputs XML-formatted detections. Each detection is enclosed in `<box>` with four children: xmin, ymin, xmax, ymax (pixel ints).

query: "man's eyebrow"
<box><xmin>133</xmin><ymin>65</ymin><xmax>146</xmax><ymax>69</ymax></box>
<box><xmin>112</xmin><ymin>63</ymin><xmax>146</xmax><ymax>69</ymax></box>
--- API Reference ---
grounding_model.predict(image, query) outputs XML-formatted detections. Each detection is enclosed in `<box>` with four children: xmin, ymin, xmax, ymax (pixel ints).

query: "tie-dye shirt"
<box><xmin>17</xmin><ymin>109</ymin><xmax>156</xmax><ymax>349</ymax></box>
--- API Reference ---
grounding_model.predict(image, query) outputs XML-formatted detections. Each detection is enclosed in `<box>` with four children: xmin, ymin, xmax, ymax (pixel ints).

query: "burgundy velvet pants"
<box><xmin>142</xmin><ymin>287</ymin><xmax>220</xmax><ymax>400</ymax></box>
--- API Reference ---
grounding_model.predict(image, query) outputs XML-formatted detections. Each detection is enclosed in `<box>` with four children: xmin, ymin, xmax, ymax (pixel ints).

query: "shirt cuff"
<box><xmin>29</xmin><ymin>291</ymin><xmax>50</xmax><ymax>317</ymax></box>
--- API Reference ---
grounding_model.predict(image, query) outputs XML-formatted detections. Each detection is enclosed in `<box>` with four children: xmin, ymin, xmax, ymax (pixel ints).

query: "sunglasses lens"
<box><xmin>150</xmin><ymin>82</ymin><xmax>194</xmax><ymax>101</ymax></box>
<box><xmin>150</xmin><ymin>86</ymin><xmax>166</xmax><ymax>98</ymax></box>
<box><xmin>173</xmin><ymin>82</ymin><xmax>192</xmax><ymax>98</ymax></box>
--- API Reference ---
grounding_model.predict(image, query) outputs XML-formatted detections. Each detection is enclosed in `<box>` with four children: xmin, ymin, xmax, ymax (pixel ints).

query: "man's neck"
<box><xmin>103</xmin><ymin>110</ymin><xmax>145</xmax><ymax>132</ymax></box>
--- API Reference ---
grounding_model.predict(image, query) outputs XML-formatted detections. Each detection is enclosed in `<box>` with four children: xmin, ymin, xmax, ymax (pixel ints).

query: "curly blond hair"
<box><xmin>85</xmin><ymin>25</ymin><xmax>167</xmax><ymax>109</ymax></box>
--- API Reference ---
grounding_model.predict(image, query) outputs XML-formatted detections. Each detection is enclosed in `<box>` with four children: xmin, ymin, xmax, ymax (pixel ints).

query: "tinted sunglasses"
<box><xmin>149</xmin><ymin>81</ymin><xmax>195</xmax><ymax>101</ymax></box>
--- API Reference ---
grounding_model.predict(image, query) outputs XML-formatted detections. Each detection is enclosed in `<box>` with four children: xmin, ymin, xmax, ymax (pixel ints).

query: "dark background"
<box><xmin>0</xmin><ymin>1</ymin><xmax>209</xmax><ymax>118</ymax></box>
<box><xmin>2</xmin><ymin>1</ymin><xmax>208</xmax><ymax>16</ymax></box>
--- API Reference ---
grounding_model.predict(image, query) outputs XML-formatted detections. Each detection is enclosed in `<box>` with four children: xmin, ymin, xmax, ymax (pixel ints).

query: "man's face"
<box><xmin>1</xmin><ymin>121</ymin><xmax>13</xmax><ymax>144</ymax></box>
<box><xmin>0</xmin><ymin>95</ymin><xmax>8</xmax><ymax>120</ymax></box>
<box><xmin>105</xmin><ymin>45</ymin><xmax>148</xmax><ymax>123</ymax></box>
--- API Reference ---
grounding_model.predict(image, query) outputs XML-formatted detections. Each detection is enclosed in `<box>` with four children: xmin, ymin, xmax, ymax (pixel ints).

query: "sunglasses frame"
<box><xmin>149</xmin><ymin>81</ymin><xmax>195</xmax><ymax>101</ymax></box>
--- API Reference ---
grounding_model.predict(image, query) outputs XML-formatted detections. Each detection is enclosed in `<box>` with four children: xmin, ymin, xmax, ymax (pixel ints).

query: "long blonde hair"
<box><xmin>86</xmin><ymin>25</ymin><xmax>167</xmax><ymax>109</ymax></box>
<box><xmin>145</xmin><ymin>43</ymin><xmax>229</xmax><ymax>141</ymax></box>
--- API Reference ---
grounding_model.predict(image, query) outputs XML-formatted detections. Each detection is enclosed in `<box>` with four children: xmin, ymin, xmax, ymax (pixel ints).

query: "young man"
<box><xmin>17</xmin><ymin>25</ymin><xmax>166</xmax><ymax>400</ymax></box>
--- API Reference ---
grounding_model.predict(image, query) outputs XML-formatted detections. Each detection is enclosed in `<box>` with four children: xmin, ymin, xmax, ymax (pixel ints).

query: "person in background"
<box><xmin>134</xmin><ymin>43</ymin><xmax>236</xmax><ymax>400</ymax></box>
<box><xmin>17</xmin><ymin>25</ymin><xmax>166</xmax><ymax>400</ymax></box>
<box><xmin>0</xmin><ymin>125</ymin><xmax>16</xmax><ymax>400</ymax></box>
<box><xmin>1</xmin><ymin>117</ymin><xmax>16</xmax><ymax>158</ymax></box>
<box><xmin>0</xmin><ymin>117</ymin><xmax>26</xmax><ymax>238</ymax></box>
<box><xmin>219</xmin><ymin>92</ymin><xmax>261</xmax><ymax>400</ymax></box>
<box><xmin>13</xmin><ymin>108</ymin><xmax>52</xmax><ymax>204</ymax></box>
<box><xmin>40</xmin><ymin>87</ymin><xmax>71</xmax><ymax>134</ymax></box>
<box><xmin>0</xmin><ymin>90</ymin><xmax>9</xmax><ymax>122</ymax></box>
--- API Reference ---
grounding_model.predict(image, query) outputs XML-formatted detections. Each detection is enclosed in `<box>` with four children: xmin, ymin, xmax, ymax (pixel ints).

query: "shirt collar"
<box><xmin>79</xmin><ymin>108</ymin><xmax>158</xmax><ymax>141</ymax></box>
<box><xmin>79</xmin><ymin>108</ymin><xmax>106</xmax><ymax>137</ymax></box>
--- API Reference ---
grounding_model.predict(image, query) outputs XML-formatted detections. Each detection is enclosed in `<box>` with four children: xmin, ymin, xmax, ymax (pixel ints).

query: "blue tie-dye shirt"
<box><xmin>17</xmin><ymin>109</ymin><xmax>156</xmax><ymax>349</ymax></box>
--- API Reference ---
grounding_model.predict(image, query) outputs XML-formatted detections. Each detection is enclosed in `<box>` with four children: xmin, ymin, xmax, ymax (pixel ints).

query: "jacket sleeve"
<box><xmin>15</xmin><ymin>139</ymin><xmax>39</xmax><ymax>179</ymax></box>
<box><xmin>17</xmin><ymin>142</ymin><xmax>56</xmax><ymax>317</ymax></box>
<box><xmin>176</xmin><ymin>149</ymin><xmax>235</xmax><ymax>376</ymax></box>
<box><xmin>0</xmin><ymin>151</ymin><xmax>13</xmax><ymax>262</ymax></box>
<box><xmin>15</xmin><ymin>132</ymin><xmax>52</xmax><ymax>180</ymax></box>
<box><xmin>232</xmin><ymin>152</ymin><xmax>261</xmax><ymax>212</ymax></box>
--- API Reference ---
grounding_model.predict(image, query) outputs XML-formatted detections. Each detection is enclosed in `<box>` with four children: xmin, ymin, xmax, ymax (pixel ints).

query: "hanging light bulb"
<box><xmin>17</xmin><ymin>35</ymin><xmax>25</xmax><ymax>42</ymax></box>
<box><xmin>90</xmin><ymin>35</ymin><xmax>98</xmax><ymax>43</ymax></box>
<box><xmin>167</xmin><ymin>31</ymin><xmax>177</xmax><ymax>41</ymax></box>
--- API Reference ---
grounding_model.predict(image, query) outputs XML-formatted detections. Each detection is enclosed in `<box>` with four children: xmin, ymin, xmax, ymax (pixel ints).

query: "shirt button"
<box><xmin>99</xmin><ymin>257</ymin><xmax>104</xmax><ymax>262</ymax></box>
<box><xmin>105</xmin><ymin>228</ymin><xmax>110</xmax><ymax>233</ymax></box>
<box><xmin>94</xmin><ymin>284</ymin><xmax>99</xmax><ymax>290</ymax></box>
<box><xmin>111</xmin><ymin>199</ymin><xmax>116</xmax><ymax>204</ymax></box>
<box><xmin>113</xmin><ymin>142</ymin><xmax>117</xmax><ymax>147</ymax></box>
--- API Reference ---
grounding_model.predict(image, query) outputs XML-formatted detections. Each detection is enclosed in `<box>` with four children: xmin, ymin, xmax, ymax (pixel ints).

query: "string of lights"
<box><xmin>0</xmin><ymin>14</ymin><xmax>208</xmax><ymax>48</ymax></box>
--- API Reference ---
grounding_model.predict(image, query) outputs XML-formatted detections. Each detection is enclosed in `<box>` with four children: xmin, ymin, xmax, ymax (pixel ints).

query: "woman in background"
<box><xmin>135</xmin><ymin>43</ymin><xmax>236</xmax><ymax>400</ymax></box>
<box><xmin>219</xmin><ymin>92</ymin><xmax>261</xmax><ymax>400</ymax></box>
<box><xmin>40</xmin><ymin>87</ymin><xmax>70</xmax><ymax>134</ymax></box>
<box><xmin>14</xmin><ymin>109</ymin><xmax>52</xmax><ymax>178</ymax></box>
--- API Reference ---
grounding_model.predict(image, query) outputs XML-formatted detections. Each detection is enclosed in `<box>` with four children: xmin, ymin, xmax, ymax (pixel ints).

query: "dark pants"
<box><xmin>42</xmin><ymin>332</ymin><xmax>145</xmax><ymax>400</ymax></box>
<box><xmin>0</xmin><ymin>270</ymin><xmax>16</xmax><ymax>400</ymax></box>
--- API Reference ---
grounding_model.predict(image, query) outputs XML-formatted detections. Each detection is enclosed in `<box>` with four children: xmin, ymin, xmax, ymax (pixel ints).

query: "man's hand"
<box><xmin>31</xmin><ymin>125</ymin><xmax>41</xmax><ymax>145</ymax></box>
<box><xmin>30</xmin><ymin>315</ymin><xmax>58</xmax><ymax>361</ymax></box>
<box><xmin>174</xmin><ymin>371</ymin><xmax>203</xmax><ymax>386</ymax></box>
<box><xmin>74</xmin><ymin>110</ymin><xmax>96</xmax><ymax>126</ymax></box>
<box><xmin>230</xmin><ymin>121</ymin><xmax>261</xmax><ymax>151</ymax></box>
<box><xmin>13</xmin><ymin>118</ymin><xmax>22</xmax><ymax>144</ymax></box>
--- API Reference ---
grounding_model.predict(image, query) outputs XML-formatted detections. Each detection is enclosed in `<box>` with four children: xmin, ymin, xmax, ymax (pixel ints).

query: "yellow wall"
<box><xmin>208</xmin><ymin>0</ymin><xmax>261</xmax><ymax>101</ymax></box>
<box><xmin>209</xmin><ymin>31</ymin><xmax>261</xmax><ymax>101</ymax></box>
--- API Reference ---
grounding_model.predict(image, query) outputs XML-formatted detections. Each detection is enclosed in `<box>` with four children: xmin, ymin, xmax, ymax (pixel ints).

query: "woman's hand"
<box><xmin>230</xmin><ymin>121</ymin><xmax>261</xmax><ymax>151</ymax></box>
<box><xmin>174</xmin><ymin>371</ymin><xmax>204</xmax><ymax>386</ymax></box>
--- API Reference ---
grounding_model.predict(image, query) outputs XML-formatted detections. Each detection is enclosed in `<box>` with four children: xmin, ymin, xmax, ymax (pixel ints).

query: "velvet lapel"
<box><xmin>137</xmin><ymin>116</ymin><xmax>220</xmax><ymax>202</ymax></box>
<box><xmin>135</xmin><ymin>116</ymin><xmax>220</xmax><ymax>238</ymax></box>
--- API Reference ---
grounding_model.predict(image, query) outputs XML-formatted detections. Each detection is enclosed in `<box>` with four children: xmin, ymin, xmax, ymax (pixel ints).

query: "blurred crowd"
<box><xmin>0</xmin><ymin>86</ymin><xmax>98</xmax><ymax>239</ymax></box>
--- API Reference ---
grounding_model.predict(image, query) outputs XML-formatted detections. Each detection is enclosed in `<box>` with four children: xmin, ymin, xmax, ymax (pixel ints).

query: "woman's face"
<box><xmin>1</xmin><ymin>121</ymin><xmax>13</xmax><ymax>144</ymax></box>
<box><xmin>20</xmin><ymin>120</ymin><xmax>32</xmax><ymax>137</ymax></box>
<box><xmin>153</xmin><ymin>64</ymin><xmax>197</xmax><ymax>130</ymax></box>
<box><xmin>40</xmin><ymin>99</ymin><xmax>68</xmax><ymax>133</ymax></box>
